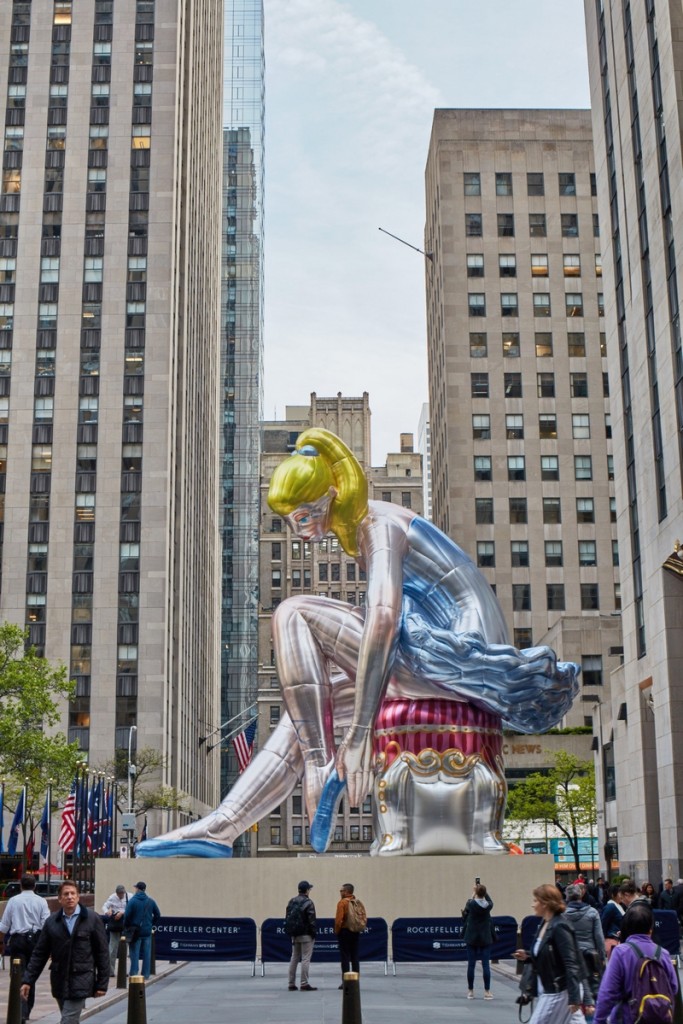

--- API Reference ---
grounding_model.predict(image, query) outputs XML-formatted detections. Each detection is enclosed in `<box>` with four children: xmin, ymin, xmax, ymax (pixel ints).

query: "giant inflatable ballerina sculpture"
<box><xmin>138</xmin><ymin>429</ymin><xmax>579</xmax><ymax>858</ymax></box>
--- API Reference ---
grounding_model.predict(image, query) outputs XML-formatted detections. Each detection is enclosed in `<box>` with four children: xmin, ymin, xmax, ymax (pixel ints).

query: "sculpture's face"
<box><xmin>285</xmin><ymin>491</ymin><xmax>333</xmax><ymax>541</ymax></box>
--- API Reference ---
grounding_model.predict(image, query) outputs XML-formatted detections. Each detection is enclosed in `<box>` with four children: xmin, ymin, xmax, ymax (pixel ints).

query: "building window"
<box><xmin>533</xmin><ymin>294</ymin><xmax>551</xmax><ymax>317</ymax></box>
<box><xmin>568</xmin><ymin>332</ymin><xmax>586</xmax><ymax>357</ymax></box>
<box><xmin>614</xmin><ymin>582</ymin><xmax>621</xmax><ymax>609</ymax></box>
<box><xmin>536</xmin><ymin>373</ymin><xmax>555</xmax><ymax>400</ymax></box>
<box><xmin>581</xmin><ymin>583</ymin><xmax>600</xmax><ymax>610</ymax></box>
<box><xmin>471</xmin><ymin>372</ymin><xmax>489</xmax><ymax>398</ymax></box>
<box><xmin>535</xmin><ymin>332</ymin><xmax>552</xmax><ymax>357</ymax></box>
<box><xmin>511</xmin><ymin>541</ymin><xmax>529</xmax><ymax>567</ymax></box>
<box><xmin>531</xmin><ymin>254</ymin><xmax>548</xmax><ymax>277</ymax></box>
<box><xmin>572</xmin><ymin>414</ymin><xmax>590</xmax><ymax>439</ymax></box>
<box><xmin>346</xmin><ymin>563</ymin><xmax>356</xmax><ymax>581</ymax></box>
<box><xmin>475</xmin><ymin>497</ymin><xmax>494</xmax><ymax>524</ymax></box>
<box><xmin>504</xmin><ymin>373</ymin><xmax>522</xmax><ymax>397</ymax></box>
<box><xmin>566</xmin><ymin>293</ymin><xmax>584</xmax><ymax>317</ymax></box>
<box><xmin>576</xmin><ymin>498</ymin><xmax>594</xmax><ymax>523</ymax></box>
<box><xmin>527</xmin><ymin>172</ymin><xmax>544</xmax><ymax>196</ymax></box>
<box><xmin>512</xmin><ymin>584</ymin><xmax>531</xmax><ymax>611</ymax></box>
<box><xmin>292</xmin><ymin>825</ymin><xmax>302</xmax><ymax>846</ymax></box>
<box><xmin>499</xmin><ymin>254</ymin><xmax>516</xmax><ymax>277</ymax></box>
<box><xmin>467</xmin><ymin>254</ymin><xmax>484</xmax><ymax>277</ymax></box>
<box><xmin>582</xmin><ymin>655</ymin><xmax>603</xmax><ymax>687</ymax></box>
<box><xmin>610</xmin><ymin>497</ymin><xmax>617</xmax><ymax>523</ymax></box>
<box><xmin>381</xmin><ymin>491</ymin><xmax>391</xmax><ymax>502</ymax></box>
<box><xmin>612</xmin><ymin>539</ymin><xmax>619</xmax><ymax>566</ymax></box>
<box><xmin>472</xmin><ymin>414</ymin><xmax>491</xmax><ymax>440</ymax></box>
<box><xmin>571</xmin><ymin>373</ymin><xmax>588</xmax><ymax>397</ymax></box>
<box><xmin>270</xmin><ymin>826</ymin><xmax>281</xmax><ymax>846</ymax></box>
<box><xmin>271</xmin><ymin>542</ymin><xmax>281</xmax><ymax>561</ymax></box>
<box><xmin>464</xmin><ymin>172</ymin><xmax>481</xmax><ymax>196</ymax></box>
<box><xmin>558</xmin><ymin>172</ymin><xmax>576</xmax><ymax>196</ymax></box>
<box><xmin>593</xmin><ymin>213</ymin><xmax>600</xmax><ymax>237</ymax></box>
<box><xmin>563</xmin><ymin>254</ymin><xmax>581</xmax><ymax>277</ymax></box>
<box><xmin>547</xmin><ymin>584</ymin><xmax>566</xmax><ymax>610</ymax></box>
<box><xmin>469</xmin><ymin>332</ymin><xmax>487</xmax><ymax>358</ymax></box>
<box><xmin>271</xmin><ymin>569</ymin><xmax>282</xmax><ymax>589</ymax></box>
<box><xmin>503</xmin><ymin>332</ymin><xmax>520</xmax><ymax>357</ymax></box>
<box><xmin>506</xmin><ymin>414</ymin><xmax>524</xmax><ymax>439</ymax></box>
<box><xmin>603</xmin><ymin>370</ymin><xmax>609</xmax><ymax>394</ymax></box>
<box><xmin>497</xmin><ymin>213</ymin><xmax>514</xmax><ymax>237</ymax></box>
<box><xmin>501</xmin><ymin>293</ymin><xmax>518</xmax><ymax>316</ymax></box>
<box><xmin>514</xmin><ymin>628</ymin><xmax>533</xmax><ymax>649</ymax></box>
<box><xmin>465</xmin><ymin>213</ymin><xmax>483</xmax><ymax>237</ymax></box>
<box><xmin>561</xmin><ymin>214</ymin><xmax>579</xmax><ymax>237</ymax></box>
<box><xmin>545</xmin><ymin>541</ymin><xmax>563</xmax><ymax>567</ymax></box>
<box><xmin>578</xmin><ymin>540</ymin><xmax>597</xmax><ymax>566</ymax></box>
<box><xmin>543</xmin><ymin>498</ymin><xmax>561</xmax><ymax>524</ymax></box>
<box><xmin>477</xmin><ymin>541</ymin><xmax>495</xmax><ymax>567</ymax></box>
<box><xmin>318</xmin><ymin>563</ymin><xmax>328</xmax><ymax>581</ymax></box>
<box><xmin>529</xmin><ymin>213</ymin><xmax>547</xmax><ymax>237</ymax></box>
<box><xmin>574</xmin><ymin>455</ymin><xmax>592</xmax><ymax>480</ymax></box>
<box><xmin>468</xmin><ymin>293</ymin><xmax>486</xmax><ymax>316</ymax></box>
<box><xmin>538</xmin><ymin>413</ymin><xmax>557</xmax><ymax>439</ymax></box>
<box><xmin>597</xmin><ymin>292</ymin><xmax>605</xmax><ymax>316</ymax></box>
<box><xmin>594</xmin><ymin>254</ymin><xmax>602</xmax><ymax>277</ymax></box>
<box><xmin>541</xmin><ymin>455</ymin><xmax>559</xmax><ymax>481</ymax></box>
<box><xmin>509</xmin><ymin>497</ymin><xmax>527</xmax><ymax>524</ymax></box>
<box><xmin>474</xmin><ymin>456</ymin><xmax>492</xmax><ymax>481</ymax></box>
<box><xmin>495</xmin><ymin>172</ymin><xmax>512</xmax><ymax>196</ymax></box>
<box><xmin>401</xmin><ymin>492</ymin><xmax>412</xmax><ymax>508</ymax></box>
<box><xmin>607</xmin><ymin>455</ymin><xmax>614</xmax><ymax>480</ymax></box>
<box><xmin>507</xmin><ymin>455</ymin><xmax>525</xmax><ymax>481</ymax></box>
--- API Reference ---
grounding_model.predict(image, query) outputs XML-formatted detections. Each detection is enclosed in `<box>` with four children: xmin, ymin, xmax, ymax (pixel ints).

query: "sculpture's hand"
<box><xmin>336</xmin><ymin>725</ymin><xmax>374</xmax><ymax>806</ymax></box>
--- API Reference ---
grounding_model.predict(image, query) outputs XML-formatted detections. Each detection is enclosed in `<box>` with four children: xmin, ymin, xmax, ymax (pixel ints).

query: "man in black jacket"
<box><xmin>21</xmin><ymin>880</ymin><xmax>109</xmax><ymax>1024</ymax></box>
<box><xmin>286</xmin><ymin>881</ymin><xmax>317</xmax><ymax>992</ymax></box>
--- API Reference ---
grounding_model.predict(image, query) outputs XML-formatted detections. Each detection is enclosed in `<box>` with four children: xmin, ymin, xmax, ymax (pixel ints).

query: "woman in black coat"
<box><xmin>461</xmin><ymin>883</ymin><xmax>495</xmax><ymax>999</ymax></box>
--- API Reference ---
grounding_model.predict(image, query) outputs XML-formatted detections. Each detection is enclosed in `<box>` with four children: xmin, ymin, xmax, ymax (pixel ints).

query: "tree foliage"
<box><xmin>96</xmin><ymin>746</ymin><xmax>189</xmax><ymax>821</ymax></box>
<box><xmin>505</xmin><ymin>750</ymin><xmax>597</xmax><ymax>874</ymax></box>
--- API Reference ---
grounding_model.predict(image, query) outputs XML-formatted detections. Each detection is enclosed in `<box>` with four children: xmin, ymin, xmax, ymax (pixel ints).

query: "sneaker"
<box><xmin>300</xmin><ymin>984</ymin><xmax>318</xmax><ymax>991</ymax></box>
<box><xmin>338</xmin><ymin>984</ymin><xmax>343</xmax><ymax>990</ymax></box>
<box><xmin>288</xmin><ymin>984</ymin><xmax>297</xmax><ymax>991</ymax></box>
<box><xmin>467</xmin><ymin>991</ymin><xmax>474</xmax><ymax>999</ymax></box>
<box><xmin>484</xmin><ymin>991</ymin><xmax>493</xmax><ymax>1000</ymax></box>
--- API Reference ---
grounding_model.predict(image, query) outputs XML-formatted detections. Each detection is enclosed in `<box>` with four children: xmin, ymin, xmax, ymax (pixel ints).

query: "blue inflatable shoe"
<box><xmin>135</xmin><ymin>838</ymin><xmax>233</xmax><ymax>858</ymax></box>
<box><xmin>310</xmin><ymin>769</ymin><xmax>347</xmax><ymax>853</ymax></box>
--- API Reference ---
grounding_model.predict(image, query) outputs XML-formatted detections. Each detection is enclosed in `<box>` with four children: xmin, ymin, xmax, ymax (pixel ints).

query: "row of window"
<box><xmin>464</xmin><ymin>212</ymin><xmax>598</xmax><ymax>239</ymax></box>
<box><xmin>472</xmin><ymin>412</ymin><xmax>611</xmax><ymax>441</ymax></box>
<box><xmin>271</xmin><ymin>824</ymin><xmax>373</xmax><ymax>846</ymax></box>
<box><xmin>467</xmin><ymin>291</ymin><xmax>604</xmax><ymax>318</ymax></box>
<box><xmin>471</xmin><ymin>371</ymin><xmax>609</xmax><ymax>399</ymax></box>
<box><xmin>470</xmin><ymin>331</ymin><xmax>606</xmax><ymax>360</ymax></box>
<box><xmin>463</xmin><ymin>171</ymin><xmax>596</xmax><ymax>198</ymax></box>
<box><xmin>474</xmin><ymin>454</ymin><xmax>614</xmax><ymax>482</ymax></box>
<box><xmin>476</xmin><ymin>539</ymin><xmax>617</xmax><ymax>570</ymax></box>
<box><xmin>475</xmin><ymin>495</ymin><xmax>616</xmax><ymax>525</ymax></box>
<box><xmin>467</xmin><ymin>252</ymin><xmax>601</xmax><ymax>278</ymax></box>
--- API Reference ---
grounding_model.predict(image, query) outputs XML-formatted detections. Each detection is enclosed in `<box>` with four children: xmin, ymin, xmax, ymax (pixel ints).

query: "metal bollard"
<box><xmin>127</xmin><ymin>975</ymin><xmax>146</xmax><ymax>1024</ymax></box>
<box><xmin>6</xmin><ymin>959</ymin><xmax>23</xmax><ymax>1024</ymax></box>
<box><xmin>341</xmin><ymin>971</ymin><xmax>362</xmax><ymax>1024</ymax></box>
<box><xmin>150</xmin><ymin>932</ymin><xmax>156</xmax><ymax>977</ymax></box>
<box><xmin>116</xmin><ymin>937</ymin><xmax>128</xmax><ymax>990</ymax></box>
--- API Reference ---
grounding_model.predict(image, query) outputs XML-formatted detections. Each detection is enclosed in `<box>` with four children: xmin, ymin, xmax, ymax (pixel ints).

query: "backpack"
<box><xmin>624</xmin><ymin>940</ymin><xmax>675</xmax><ymax>1024</ymax></box>
<box><xmin>345</xmin><ymin>897</ymin><xmax>367</xmax><ymax>933</ymax></box>
<box><xmin>284</xmin><ymin>896</ymin><xmax>309</xmax><ymax>937</ymax></box>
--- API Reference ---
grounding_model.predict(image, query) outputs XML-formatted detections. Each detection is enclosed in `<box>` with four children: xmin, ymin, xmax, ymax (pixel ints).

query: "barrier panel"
<box><xmin>653</xmin><ymin>910</ymin><xmax>680</xmax><ymax>956</ymax></box>
<box><xmin>520</xmin><ymin>915</ymin><xmax>542</xmax><ymax>952</ymax></box>
<box><xmin>154</xmin><ymin>917</ymin><xmax>257</xmax><ymax>963</ymax></box>
<box><xmin>261</xmin><ymin>917</ymin><xmax>388</xmax><ymax>969</ymax></box>
<box><xmin>391</xmin><ymin>916</ymin><xmax>517</xmax><ymax>965</ymax></box>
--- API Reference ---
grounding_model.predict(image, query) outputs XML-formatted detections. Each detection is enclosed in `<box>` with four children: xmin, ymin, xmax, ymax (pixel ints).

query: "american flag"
<box><xmin>58</xmin><ymin>780</ymin><xmax>77</xmax><ymax>852</ymax></box>
<box><xmin>233</xmin><ymin>719</ymin><xmax>257</xmax><ymax>773</ymax></box>
<box><xmin>40</xmin><ymin>791</ymin><xmax>50</xmax><ymax>860</ymax></box>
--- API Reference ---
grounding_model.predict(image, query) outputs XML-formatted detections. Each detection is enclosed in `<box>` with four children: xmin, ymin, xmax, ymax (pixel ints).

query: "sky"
<box><xmin>262</xmin><ymin>0</ymin><xmax>592</xmax><ymax>464</ymax></box>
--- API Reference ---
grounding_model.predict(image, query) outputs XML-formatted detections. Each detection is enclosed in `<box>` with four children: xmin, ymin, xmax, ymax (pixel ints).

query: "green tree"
<box><xmin>505</xmin><ymin>750</ymin><xmax>597</xmax><ymax>875</ymax></box>
<box><xmin>97</xmin><ymin>746</ymin><xmax>189</xmax><ymax>826</ymax></box>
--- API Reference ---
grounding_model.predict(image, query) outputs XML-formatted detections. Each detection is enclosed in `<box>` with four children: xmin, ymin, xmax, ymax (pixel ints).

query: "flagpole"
<box><xmin>22</xmin><ymin>779</ymin><xmax>27</xmax><ymax>875</ymax></box>
<box><xmin>0</xmin><ymin>779</ymin><xmax>4</xmax><ymax>856</ymax></box>
<box><xmin>46</xmin><ymin>780</ymin><xmax>52</xmax><ymax>885</ymax></box>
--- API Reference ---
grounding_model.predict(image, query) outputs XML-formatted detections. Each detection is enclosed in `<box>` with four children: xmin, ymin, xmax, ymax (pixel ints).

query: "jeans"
<box><xmin>288</xmin><ymin>935</ymin><xmax>314</xmax><ymax>987</ymax></box>
<box><xmin>466</xmin><ymin>944</ymin><xmax>491</xmax><ymax>990</ymax></box>
<box><xmin>128</xmin><ymin>934</ymin><xmax>152</xmax><ymax>979</ymax></box>
<box><xmin>338</xmin><ymin>929</ymin><xmax>360</xmax><ymax>976</ymax></box>
<box><xmin>57</xmin><ymin>998</ymin><xmax>86</xmax><ymax>1024</ymax></box>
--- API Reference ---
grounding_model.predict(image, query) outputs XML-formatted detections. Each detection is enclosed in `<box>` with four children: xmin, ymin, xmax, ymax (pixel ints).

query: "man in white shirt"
<box><xmin>0</xmin><ymin>875</ymin><xmax>50</xmax><ymax>1021</ymax></box>
<box><xmin>101</xmin><ymin>885</ymin><xmax>132</xmax><ymax>975</ymax></box>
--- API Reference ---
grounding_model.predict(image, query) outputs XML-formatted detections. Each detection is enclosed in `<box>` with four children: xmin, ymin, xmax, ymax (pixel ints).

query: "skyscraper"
<box><xmin>0</xmin><ymin>0</ymin><xmax>223</xmax><ymax>821</ymax></box>
<box><xmin>584</xmin><ymin>0</ymin><xmax>683</xmax><ymax>880</ymax></box>
<box><xmin>424</xmin><ymin>109</ymin><xmax>621</xmax><ymax>728</ymax></box>
<box><xmin>220</xmin><ymin>0</ymin><xmax>265</xmax><ymax>809</ymax></box>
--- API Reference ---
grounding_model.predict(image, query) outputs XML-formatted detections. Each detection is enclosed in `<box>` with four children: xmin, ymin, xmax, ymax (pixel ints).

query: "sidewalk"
<box><xmin>0</xmin><ymin>958</ymin><xmax>184</xmax><ymax>1024</ymax></box>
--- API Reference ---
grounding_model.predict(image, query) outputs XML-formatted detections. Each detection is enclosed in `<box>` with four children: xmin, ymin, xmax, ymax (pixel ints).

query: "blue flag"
<box><xmin>40</xmin><ymin>791</ymin><xmax>50</xmax><ymax>860</ymax></box>
<box><xmin>7</xmin><ymin>788</ymin><xmax>25</xmax><ymax>856</ymax></box>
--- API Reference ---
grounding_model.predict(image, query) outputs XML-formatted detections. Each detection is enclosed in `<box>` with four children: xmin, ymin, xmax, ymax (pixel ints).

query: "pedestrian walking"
<box><xmin>285</xmin><ymin>881</ymin><xmax>317</xmax><ymax>991</ymax></box>
<box><xmin>122</xmin><ymin>881</ymin><xmax>160</xmax><ymax>980</ymax></box>
<box><xmin>564</xmin><ymin>884</ymin><xmax>605</xmax><ymax>1024</ymax></box>
<box><xmin>20</xmin><ymin>880</ymin><xmax>109</xmax><ymax>1024</ymax></box>
<box><xmin>461</xmin><ymin>882</ymin><xmax>495</xmax><ymax>1000</ymax></box>
<box><xmin>334</xmin><ymin>883</ymin><xmax>367</xmax><ymax>988</ymax></box>
<box><xmin>101</xmin><ymin>884</ymin><xmax>132</xmax><ymax>976</ymax></box>
<box><xmin>513</xmin><ymin>882</ymin><xmax>592</xmax><ymax>1024</ymax></box>
<box><xmin>0</xmin><ymin>875</ymin><xmax>50</xmax><ymax>1021</ymax></box>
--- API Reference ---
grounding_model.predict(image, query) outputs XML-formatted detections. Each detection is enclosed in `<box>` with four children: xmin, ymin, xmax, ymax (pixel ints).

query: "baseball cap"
<box><xmin>298</xmin><ymin>880</ymin><xmax>313</xmax><ymax>892</ymax></box>
<box><xmin>134</xmin><ymin>881</ymin><xmax>146</xmax><ymax>891</ymax></box>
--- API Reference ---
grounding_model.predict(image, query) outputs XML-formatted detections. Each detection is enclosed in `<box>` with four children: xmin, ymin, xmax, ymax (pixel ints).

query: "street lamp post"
<box><xmin>126</xmin><ymin>725</ymin><xmax>137</xmax><ymax>852</ymax></box>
